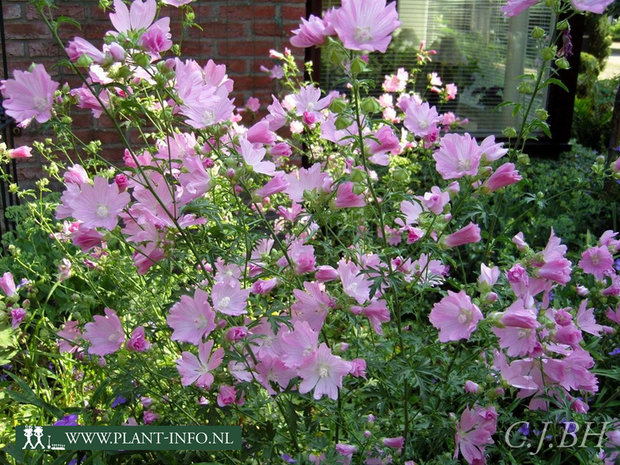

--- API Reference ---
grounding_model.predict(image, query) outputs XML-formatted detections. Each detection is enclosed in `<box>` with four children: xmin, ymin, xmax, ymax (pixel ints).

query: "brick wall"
<box><xmin>1</xmin><ymin>0</ymin><xmax>306</xmax><ymax>185</ymax></box>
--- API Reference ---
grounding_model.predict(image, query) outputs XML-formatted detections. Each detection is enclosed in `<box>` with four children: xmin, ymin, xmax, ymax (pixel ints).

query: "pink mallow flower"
<box><xmin>175</xmin><ymin>339</ymin><xmax>224</xmax><ymax>389</ymax></box>
<box><xmin>483</xmin><ymin>163</ymin><xmax>522</xmax><ymax>192</ymax></box>
<box><xmin>404</xmin><ymin>101</ymin><xmax>440</xmax><ymax>138</ymax></box>
<box><xmin>126</xmin><ymin>326</ymin><xmax>151</xmax><ymax>352</ymax></box>
<box><xmin>10</xmin><ymin>308</ymin><xmax>26</xmax><ymax>329</ymax></box>
<box><xmin>501</xmin><ymin>0</ymin><xmax>539</xmax><ymax>17</ymax></box>
<box><xmin>0</xmin><ymin>272</ymin><xmax>16</xmax><ymax>297</ymax></box>
<box><xmin>338</xmin><ymin>259</ymin><xmax>372</xmax><ymax>305</ymax></box>
<box><xmin>57</xmin><ymin>320</ymin><xmax>82</xmax><ymax>354</ymax></box>
<box><xmin>334</xmin><ymin>182</ymin><xmax>365</xmax><ymax>208</ymax></box>
<box><xmin>330</xmin><ymin>0</ymin><xmax>400</xmax><ymax>54</ymax></box>
<box><xmin>212</xmin><ymin>281</ymin><xmax>250</xmax><ymax>316</ymax></box>
<box><xmin>291</xmin><ymin>281</ymin><xmax>334</xmax><ymax>331</ymax></box>
<box><xmin>290</xmin><ymin>14</ymin><xmax>330</xmax><ymax>48</ymax></box>
<box><xmin>444</xmin><ymin>222</ymin><xmax>481</xmax><ymax>248</ymax></box>
<box><xmin>433</xmin><ymin>133</ymin><xmax>482</xmax><ymax>180</ymax></box>
<box><xmin>167</xmin><ymin>288</ymin><xmax>216</xmax><ymax>345</ymax></box>
<box><xmin>454</xmin><ymin>405</ymin><xmax>497</xmax><ymax>465</ymax></box>
<box><xmin>217</xmin><ymin>385</ymin><xmax>242</xmax><ymax>407</ymax></box>
<box><xmin>83</xmin><ymin>308</ymin><xmax>125</xmax><ymax>356</ymax></box>
<box><xmin>70</xmin><ymin>176</ymin><xmax>130</xmax><ymax>230</ymax></box>
<box><xmin>0</xmin><ymin>64</ymin><xmax>59</xmax><ymax>127</ymax></box>
<box><xmin>109</xmin><ymin>0</ymin><xmax>156</xmax><ymax>34</ymax></box>
<box><xmin>298</xmin><ymin>343</ymin><xmax>352</xmax><ymax>400</ymax></box>
<box><xmin>429</xmin><ymin>291</ymin><xmax>482</xmax><ymax>342</ymax></box>
<box><xmin>8</xmin><ymin>146</ymin><xmax>32</xmax><ymax>159</ymax></box>
<box><xmin>578</xmin><ymin>245</ymin><xmax>613</xmax><ymax>281</ymax></box>
<box><xmin>570</xmin><ymin>0</ymin><xmax>615</xmax><ymax>14</ymax></box>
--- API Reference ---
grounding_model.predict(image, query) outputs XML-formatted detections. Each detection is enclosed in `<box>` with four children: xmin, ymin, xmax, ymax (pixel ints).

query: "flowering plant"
<box><xmin>0</xmin><ymin>0</ymin><xmax>619</xmax><ymax>464</ymax></box>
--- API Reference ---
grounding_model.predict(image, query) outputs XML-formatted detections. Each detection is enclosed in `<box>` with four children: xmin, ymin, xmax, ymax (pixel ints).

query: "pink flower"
<box><xmin>290</xmin><ymin>14</ymin><xmax>330</xmax><ymax>48</ymax></box>
<box><xmin>70</xmin><ymin>176</ymin><xmax>130</xmax><ymax>230</ymax></box>
<box><xmin>175</xmin><ymin>339</ymin><xmax>224</xmax><ymax>389</ymax></box>
<box><xmin>143</xmin><ymin>410</ymin><xmax>158</xmax><ymax>424</ymax></box>
<box><xmin>256</xmin><ymin>173</ymin><xmax>289</xmax><ymax>198</ymax></box>
<box><xmin>358</xmin><ymin>299</ymin><xmax>390</xmax><ymax>335</ymax></box>
<box><xmin>239</xmin><ymin>136</ymin><xmax>275</xmax><ymax>176</ymax></box>
<box><xmin>0</xmin><ymin>272</ymin><xmax>16</xmax><ymax>297</ymax></box>
<box><xmin>579</xmin><ymin>245</ymin><xmax>613</xmax><ymax>281</ymax></box>
<box><xmin>446</xmin><ymin>83</ymin><xmax>458</xmax><ymax>100</ymax></box>
<box><xmin>537</xmin><ymin>229</ymin><xmax>572</xmax><ymax>285</ymax></box>
<box><xmin>479</xmin><ymin>135</ymin><xmax>508</xmax><ymax>162</ymax></box>
<box><xmin>338</xmin><ymin>259</ymin><xmax>372</xmax><ymax>305</ymax></box>
<box><xmin>246</xmin><ymin>120</ymin><xmax>276</xmax><ymax>146</ymax></box>
<box><xmin>349</xmin><ymin>358</ymin><xmax>367</xmax><ymax>378</ymax></box>
<box><xmin>464</xmin><ymin>380</ymin><xmax>480</xmax><ymax>393</ymax></box>
<box><xmin>126</xmin><ymin>326</ymin><xmax>151</xmax><ymax>352</ymax></box>
<box><xmin>454</xmin><ymin>405</ymin><xmax>497</xmax><ymax>464</ymax></box>
<box><xmin>483</xmin><ymin>163</ymin><xmax>522</xmax><ymax>191</ymax></box>
<box><xmin>382</xmin><ymin>68</ymin><xmax>409</xmax><ymax>92</ymax></box>
<box><xmin>282</xmin><ymin>239</ymin><xmax>316</xmax><ymax>274</ymax></box>
<box><xmin>212</xmin><ymin>281</ymin><xmax>250</xmax><ymax>316</ymax></box>
<box><xmin>167</xmin><ymin>288</ymin><xmax>216</xmax><ymax>344</ymax></box>
<box><xmin>501</xmin><ymin>0</ymin><xmax>539</xmax><ymax>17</ymax></box>
<box><xmin>334</xmin><ymin>182</ymin><xmax>365</xmax><ymax>208</ymax></box>
<box><xmin>251</xmin><ymin>278</ymin><xmax>278</xmax><ymax>295</ymax></box>
<box><xmin>291</xmin><ymin>281</ymin><xmax>334</xmax><ymax>331</ymax></box>
<box><xmin>383</xmin><ymin>436</ymin><xmax>404</xmax><ymax>451</ymax></box>
<box><xmin>64</xmin><ymin>164</ymin><xmax>89</xmax><ymax>185</ymax></box>
<box><xmin>429</xmin><ymin>291</ymin><xmax>482</xmax><ymax>342</ymax></box>
<box><xmin>445</xmin><ymin>222</ymin><xmax>481</xmax><ymax>247</ymax></box>
<box><xmin>138</xmin><ymin>18</ymin><xmax>172</xmax><ymax>59</ymax></box>
<box><xmin>65</xmin><ymin>37</ymin><xmax>105</xmax><ymax>64</ymax></box>
<box><xmin>478</xmin><ymin>263</ymin><xmax>500</xmax><ymax>287</ymax></box>
<box><xmin>331</xmin><ymin>0</ymin><xmax>400</xmax><ymax>53</ymax></box>
<box><xmin>576</xmin><ymin>300</ymin><xmax>611</xmax><ymax>337</ymax></box>
<box><xmin>0</xmin><ymin>64</ymin><xmax>59</xmax><ymax>127</ymax></box>
<box><xmin>57</xmin><ymin>320</ymin><xmax>82</xmax><ymax>354</ymax></box>
<box><xmin>109</xmin><ymin>0</ymin><xmax>156</xmax><ymax>33</ymax></box>
<box><xmin>420</xmin><ymin>186</ymin><xmax>449</xmax><ymax>215</ymax></box>
<box><xmin>298</xmin><ymin>343</ymin><xmax>352</xmax><ymax>400</ymax></box>
<box><xmin>71</xmin><ymin>226</ymin><xmax>104</xmax><ymax>252</ymax></box>
<box><xmin>433</xmin><ymin>133</ymin><xmax>482</xmax><ymax>179</ymax></box>
<box><xmin>161</xmin><ymin>0</ymin><xmax>194</xmax><ymax>6</ymax></box>
<box><xmin>83</xmin><ymin>308</ymin><xmax>125</xmax><ymax>356</ymax></box>
<box><xmin>10</xmin><ymin>307</ymin><xmax>26</xmax><ymax>329</ymax></box>
<box><xmin>404</xmin><ymin>101</ymin><xmax>440</xmax><ymax>138</ymax></box>
<box><xmin>606</xmin><ymin>305</ymin><xmax>620</xmax><ymax>324</ymax></box>
<box><xmin>8</xmin><ymin>146</ymin><xmax>32</xmax><ymax>159</ymax></box>
<box><xmin>279</xmin><ymin>320</ymin><xmax>319</xmax><ymax>368</ymax></box>
<box><xmin>570</xmin><ymin>0</ymin><xmax>614</xmax><ymax>13</ymax></box>
<box><xmin>217</xmin><ymin>385</ymin><xmax>240</xmax><ymax>407</ymax></box>
<box><xmin>316</xmin><ymin>265</ymin><xmax>339</xmax><ymax>282</ymax></box>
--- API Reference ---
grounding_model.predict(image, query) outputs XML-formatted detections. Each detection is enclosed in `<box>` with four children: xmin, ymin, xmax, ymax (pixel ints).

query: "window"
<box><xmin>316</xmin><ymin>0</ymin><xmax>578</xmax><ymax>148</ymax></box>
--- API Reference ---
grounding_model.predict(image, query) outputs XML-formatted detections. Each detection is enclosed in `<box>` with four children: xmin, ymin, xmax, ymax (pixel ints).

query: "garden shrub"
<box><xmin>0</xmin><ymin>1</ymin><xmax>619</xmax><ymax>465</ymax></box>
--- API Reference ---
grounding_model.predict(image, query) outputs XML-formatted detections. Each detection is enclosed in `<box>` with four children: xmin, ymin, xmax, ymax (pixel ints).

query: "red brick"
<box><xmin>282</xmin><ymin>5</ymin><xmax>305</xmax><ymax>21</ymax></box>
<box><xmin>201</xmin><ymin>22</ymin><xmax>246</xmax><ymax>39</ymax></box>
<box><xmin>252</xmin><ymin>21</ymin><xmax>287</xmax><ymax>37</ymax></box>
<box><xmin>3</xmin><ymin>3</ymin><xmax>21</xmax><ymax>20</ymax></box>
<box><xmin>5</xmin><ymin>41</ymin><xmax>24</xmax><ymax>57</ymax></box>
<box><xmin>180</xmin><ymin>40</ymin><xmax>215</xmax><ymax>57</ymax></box>
<box><xmin>5</xmin><ymin>22</ymin><xmax>52</xmax><ymax>39</ymax></box>
<box><xmin>221</xmin><ymin>59</ymin><xmax>247</xmax><ymax>74</ymax></box>
<box><xmin>28</xmin><ymin>41</ymin><xmax>62</xmax><ymax>58</ymax></box>
<box><xmin>218</xmin><ymin>5</ymin><xmax>275</xmax><ymax>21</ymax></box>
<box><xmin>217</xmin><ymin>40</ymin><xmax>275</xmax><ymax>58</ymax></box>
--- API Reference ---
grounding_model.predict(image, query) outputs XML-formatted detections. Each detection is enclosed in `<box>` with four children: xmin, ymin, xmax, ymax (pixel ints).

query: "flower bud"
<box><xmin>531</xmin><ymin>26</ymin><xmax>546</xmax><ymax>39</ymax></box>
<box><xmin>555</xmin><ymin>58</ymin><xmax>570</xmax><ymax>70</ymax></box>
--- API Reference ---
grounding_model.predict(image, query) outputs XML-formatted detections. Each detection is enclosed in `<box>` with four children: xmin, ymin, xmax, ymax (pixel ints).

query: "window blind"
<box><xmin>319</xmin><ymin>0</ymin><xmax>555</xmax><ymax>135</ymax></box>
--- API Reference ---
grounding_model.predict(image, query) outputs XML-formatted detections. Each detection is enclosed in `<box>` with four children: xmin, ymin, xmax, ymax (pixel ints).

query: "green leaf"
<box><xmin>0</xmin><ymin>324</ymin><xmax>14</xmax><ymax>348</ymax></box>
<box><xmin>56</xmin><ymin>15</ymin><xmax>81</xmax><ymax>29</ymax></box>
<box><xmin>544</xmin><ymin>78</ymin><xmax>569</xmax><ymax>92</ymax></box>
<box><xmin>4</xmin><ymin>372</ymin><xmax>65</xmax><ymax>418</ymax></box>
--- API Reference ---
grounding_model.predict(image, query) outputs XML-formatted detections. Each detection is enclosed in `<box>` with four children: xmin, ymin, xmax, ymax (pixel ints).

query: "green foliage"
<box><xmin>573</xmin><ymin>76</ymin><xmax>618</xmax><ymax>151</ymax></box>
<box><xmin>582</xmin><ymin>13</ymin><xmax>613</xmax><ymax>70</ymax></box>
